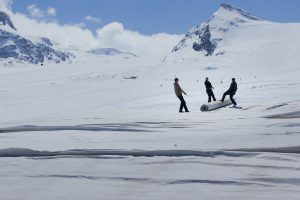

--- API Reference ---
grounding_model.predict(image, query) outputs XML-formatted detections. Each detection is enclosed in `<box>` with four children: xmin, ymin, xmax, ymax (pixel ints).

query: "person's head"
<box><xmin>205</xmin><ymin>77</ymin><xmax>209</xmax><ymax>81</ymax></box>
<box><xmin>232</xmin><ymin>78</ymin><xmax>235</xmax><ymax>82</ymax></box>
<box><xmin>174</xmin><ymin>78</ymin><xmax>179</xmax><ymax>82</ymax></box>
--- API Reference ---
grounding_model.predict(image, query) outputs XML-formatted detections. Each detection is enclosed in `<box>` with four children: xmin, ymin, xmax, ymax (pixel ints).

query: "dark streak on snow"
<box><xmin>28</xmin><ymin>174</ymin><xmax>269</xmax><ymax>187</ymax></box>
<box><xmin>167</xmin><ymin>179</ymin><xmax>266</xmax><ymax>186</ymax></box>
<box><xmin>28</xmin><ymin>155</ymin><xmax>127</xmax><ymax>160</ymax></box>
<box><xmin>264</xmin><ymin>111</ymin><xmax>300</xmax><ymax>119</ymax></box>
<box><xmin>0</xmin><ymin>120</ymin><xmax>219</xmax><ymax>134</ymax></box>
<box><xmin>229</xmin><ymin>146</ymin><xmax>300</xmax><ymax>154</ymax></box>
<box><xmin>142</xmin><ymin>160</ymin><xmax>300</xmax><ymax>171</ymax></box>
<box><xmin>266</xmin><ymin>103</ymin><xmax>288</xmax><ymax>110</ymax></box>
<box><xmin>0</xmin><ymin>148</ymin><xmax>255</xmax><ymax>158</ymax></box>
<box><xmin>263</xmin><ymin>131</ymin><xmax>300</xmax><ymax>136</ymax></box>
<box><xmin>28</xmin><ymin>175</ymin><xmax>157</xmax><ymax>183</ymax></box>
<box><xmin>0</xmin><ymin>124</ymin><xmax>152</xmax><ymax>133</ymax></box>
<box><xmin>245</xmin><ymin>178</ymin><xmax>300</xmax><ymax>186</ymax></box>
<box><xmin>0</xmin><ymin>121</ymin><xmax>203</xmax><ymax>134</ymax></box>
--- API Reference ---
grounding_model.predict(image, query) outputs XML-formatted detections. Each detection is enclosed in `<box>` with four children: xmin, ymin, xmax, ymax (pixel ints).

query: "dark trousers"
<box><xmin>221</xmin><ymin>91</ymin><xmax>237</xmax><ymax>105</ymax></box>
<box><xmin>177</xmin><ymin>95</ymin><xmax>189</xmax><ymax>112</ymax></box>
<box><xmin>206</xmin><ymin>89</ymin><xmax>216</xmax><ymax>103</ymax></box>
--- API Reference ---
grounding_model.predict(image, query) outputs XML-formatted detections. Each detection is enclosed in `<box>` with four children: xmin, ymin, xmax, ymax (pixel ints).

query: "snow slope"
<box><xmin>0</xmin><ymin>3</ymin><xmax>300</xmax><ymax>200</ymax></box>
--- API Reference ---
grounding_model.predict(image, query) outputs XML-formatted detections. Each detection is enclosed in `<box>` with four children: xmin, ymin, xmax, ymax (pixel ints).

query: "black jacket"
<box><xmin>228</xmin><ymin>81</ymin><xmax>237</xmax><ymax>94</ymax></box>
<box><xmin>205</xmin><ymin>80</ymin><xmax>213</xmax><ymax>90</ymax></box>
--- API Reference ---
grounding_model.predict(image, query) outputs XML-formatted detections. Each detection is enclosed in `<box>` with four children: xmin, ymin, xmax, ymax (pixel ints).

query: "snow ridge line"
<box><xmin>0</xmin><ymin>148</ymin><xmax>255</xmax><ymax>158</ymax></box>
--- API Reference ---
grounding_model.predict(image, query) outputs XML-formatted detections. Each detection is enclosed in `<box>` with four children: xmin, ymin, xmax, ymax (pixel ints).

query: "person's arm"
<box><xmin>180</xmin><ymin>85</ymin><xmax>187</xmax><ymax>95</ymax></box>
<box><xmin>210</xmin><ymin>82</ymin><xmax>214</xmax><ymax>89</ymax></box>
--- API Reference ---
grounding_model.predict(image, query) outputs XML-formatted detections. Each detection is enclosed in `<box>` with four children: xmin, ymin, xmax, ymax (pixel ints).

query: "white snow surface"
<box><xmin>1</xmin><ymin>5</ymin><xmax>300</xmax><ymax>200</ymax></box>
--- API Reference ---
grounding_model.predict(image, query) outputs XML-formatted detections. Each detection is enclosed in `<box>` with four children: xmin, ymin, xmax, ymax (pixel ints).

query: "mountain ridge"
<box><xmin>0</xmin><ymin>11</ymin><xmax>73</xmax><ymax>65</ymax></box>
<box><xmin>0</xmin><ymin>11</ymin><xmax>17</xmax><ymax>31</ymax></box>
<box><xmin>172</xmin><ymin>3</ymin><xmax>262</xmax><ymax>56</ymax></box>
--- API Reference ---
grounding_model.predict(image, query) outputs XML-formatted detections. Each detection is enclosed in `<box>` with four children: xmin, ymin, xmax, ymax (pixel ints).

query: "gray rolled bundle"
<box><xmin>200</xmin><ymin>99</ymin><xmax>233</xmax><ymax>111</ymax></box>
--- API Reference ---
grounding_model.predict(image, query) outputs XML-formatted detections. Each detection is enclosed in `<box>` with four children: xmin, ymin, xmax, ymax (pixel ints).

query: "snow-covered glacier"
<box><xmin>1</xmin><ymin>3</ymin><xmax>300</xmax><ymax>200</ymax></box>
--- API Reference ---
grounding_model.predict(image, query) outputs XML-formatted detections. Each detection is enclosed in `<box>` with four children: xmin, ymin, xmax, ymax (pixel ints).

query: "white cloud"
<box><xmin>7</xmin><ymin>3</ymin><xmax>182</xmax><ymax>59</ymax></box>
<box><xmin>96</xmin><ymin>22</ymin><xmax>182</xmax><ymax>58</ymax></box>
<box><xmin>11</xmin><ymin>12</ymin><xmax>97</xmax><ymax>48</ymax></box>
<box><xmin>84</xmin><ymin>15</ymin><xmax>101</xmax><ymax>23</ymax></box>
<box><xmin>27</xmin><ymin>4</ymin><xmax>57</xmax><ymax>18</ymax></box>
<box><xmin>0</xmin><ymin>0</ymin><xmax>13</xmax><ymax>11</ymax></box>
<box><xmin>27</xmin><ymin>4</ymin><xmax>44</xmax><ymax>18</ymax></box>
<box><xmin>47</xmin><ymin>7</ymin><xmax>56</xmax><ymax>16</ymax></box>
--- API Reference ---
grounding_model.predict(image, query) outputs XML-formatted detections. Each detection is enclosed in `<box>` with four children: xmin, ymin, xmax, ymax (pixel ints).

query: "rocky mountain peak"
<box><xmin>172</xmin><ymin>3</ymin><xmax>260</xmax><ymax>56</ymax></box>
<box><xmin>219</xmin><ymin>3</ymin><xmax>259</xmax><ymax>21</ymax></box>
<box><xmin>0</xmin><ymin>11</ymin><xmax>17</xmax><ymax>31</ymax></box>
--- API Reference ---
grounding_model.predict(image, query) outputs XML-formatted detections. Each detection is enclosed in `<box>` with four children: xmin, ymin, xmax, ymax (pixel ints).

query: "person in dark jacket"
<box><xmin>174</xmin><ymin>78</ymin><xmax>189</xmax><ymax>113</ymax></box>
<box><xmin>221</xmin><ymin>78</ymin><xmax>238</xmax><ymax>106</ymax></box>
<box><xmin>204</xmin><ymin>77</ymin><xmax>216</xmax><ymax>103</ymax></box>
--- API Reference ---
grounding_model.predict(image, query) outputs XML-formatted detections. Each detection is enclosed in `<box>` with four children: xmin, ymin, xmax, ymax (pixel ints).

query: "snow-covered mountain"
<box><xmin>164</xmin><ymin>3</ymin><xmax>300</xmax><ymax>78</ymax></box>
<box><xmin>172</xmin><ymin>3</ymin><xmax>261</xmax><ymax>56</ymax></box>
<box><xmin>0</xmin><ymin>11</ymin><xmax>17</xmax><ymax>31</ymax></box>
<box><xmin>87</xmin><ymin>48</ymin><xmax>137</xmax><ymax>58</ymax></box>
<box><xmin>0</xmin><ymin>11</ymin><xmax>72</xmax><ymax>65</ymax></box>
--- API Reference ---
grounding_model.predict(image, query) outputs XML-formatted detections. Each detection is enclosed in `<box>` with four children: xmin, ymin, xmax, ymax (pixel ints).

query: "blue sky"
<box><xmin>11</xmin><ymin>0</ymin><xmax>300</xmax><ymax>35</ymax></box>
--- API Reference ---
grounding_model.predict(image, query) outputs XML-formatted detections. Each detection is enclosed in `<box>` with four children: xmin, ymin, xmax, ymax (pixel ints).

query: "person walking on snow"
<box><xmin>220</xmin><ymin>78</ymin><xmax>238</xmax><ymax>106</ymax></box>
<box><xmin>174</xmin><ymin>78</ymin><xmax>189</xmax><ymax>113</ymax></box>
<box><xmin>204</xmin><ymin>77</ymin><xmax>216</xmax><ymax>103</ymax></box>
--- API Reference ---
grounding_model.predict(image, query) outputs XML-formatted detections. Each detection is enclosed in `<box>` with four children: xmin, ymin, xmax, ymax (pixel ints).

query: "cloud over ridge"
<box><xmin>3</xmin><ymin>1</ymin><xmax>182</xmax><ymax>59</ymax></box>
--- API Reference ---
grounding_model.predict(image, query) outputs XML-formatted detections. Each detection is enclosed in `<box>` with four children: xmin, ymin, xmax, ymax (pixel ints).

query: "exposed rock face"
<box><xmin>0</xmin><ymin>11</ymin><xmax>73</xmax><ymax>65</ymax></box>
<box><xmin>0</xmin><ymin>11</ymin><xmax>17</xmax><ymax>31</ymax></box>
<box><xmin>0</xmin><ymin>29</ymin><xmax>72</xmax><ymax>64</ymax></box>
<box><xmin>172</xmin><ymin>3</ymin><xmax>260</xmax><ymax>56</ymax></box>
